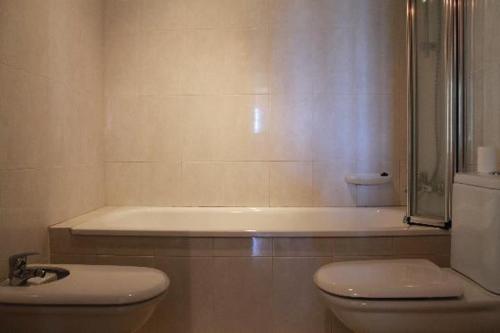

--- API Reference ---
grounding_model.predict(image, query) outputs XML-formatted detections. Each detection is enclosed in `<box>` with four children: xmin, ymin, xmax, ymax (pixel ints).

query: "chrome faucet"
<box><xmin>8</xmin><ymin>252</ymin><xmax>46</xmax><ymax>286</ymax></box>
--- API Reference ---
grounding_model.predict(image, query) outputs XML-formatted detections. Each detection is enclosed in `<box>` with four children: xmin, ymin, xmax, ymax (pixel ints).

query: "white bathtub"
<box><xmin>53</xmin><ymin>206</ymin><xmax>447</xmax><ymax>237</ymax></box>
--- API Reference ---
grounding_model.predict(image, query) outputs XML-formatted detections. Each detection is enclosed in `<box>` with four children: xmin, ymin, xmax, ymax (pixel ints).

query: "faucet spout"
<box><xmin>8</xmin><ymin>252</ymin><xmax>46</xmax><ymax>286</ymax></box>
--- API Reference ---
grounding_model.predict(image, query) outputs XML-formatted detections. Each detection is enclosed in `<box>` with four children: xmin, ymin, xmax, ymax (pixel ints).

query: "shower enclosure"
<box><xmin>406</xmin><ymin>0</ymin><xmax>459</xmax><ymax>228</ymax></box>
<box><xmin>407</xmin><ymin>0</ymin><xmax>500</xmax><ymax>228</ymax></box>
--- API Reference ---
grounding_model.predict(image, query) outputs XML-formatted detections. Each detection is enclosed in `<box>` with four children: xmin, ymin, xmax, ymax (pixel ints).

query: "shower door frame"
<box><xmin>405</xmin><ymin>0</ymin><xmax>464</xmax><ymax>229</ymax></box>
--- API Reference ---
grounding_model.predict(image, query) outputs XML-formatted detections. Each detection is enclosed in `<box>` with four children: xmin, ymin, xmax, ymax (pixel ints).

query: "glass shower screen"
<box><xmin>406</xmin><ymin>0</ymin><xmax>457</xmax><ymax>228</ymax></box>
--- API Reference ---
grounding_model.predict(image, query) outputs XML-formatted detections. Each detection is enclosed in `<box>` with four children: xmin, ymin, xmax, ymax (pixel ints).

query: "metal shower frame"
<box><xmin>405</xmin><ymin>0</ymin><xmax>465</xmax><ymax>229</ymax></box>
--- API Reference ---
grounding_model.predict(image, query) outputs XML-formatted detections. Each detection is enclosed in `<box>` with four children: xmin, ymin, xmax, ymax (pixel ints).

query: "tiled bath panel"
<box><xmin>50</xmin><ymin>230</ymin><xmax>451</xmax><ymax>333</ymax></box>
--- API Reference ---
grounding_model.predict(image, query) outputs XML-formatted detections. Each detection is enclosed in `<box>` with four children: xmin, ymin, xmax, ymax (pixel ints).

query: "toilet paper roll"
<box><xmin>478</xmin><ymin>146</ymin><xmax>497</xmax><ymax>174</ymax></box>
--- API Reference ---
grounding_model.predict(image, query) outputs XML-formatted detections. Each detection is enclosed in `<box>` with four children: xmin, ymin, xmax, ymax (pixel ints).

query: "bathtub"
<box><xmin>53</xmin><ymin>206</ymin><xmax>445</xmax><ymax>237</ymax></box>
<box><xmin>50</xmin><ymin>206</ymin><xmax>451</xmax><ymax>333</ymax></box>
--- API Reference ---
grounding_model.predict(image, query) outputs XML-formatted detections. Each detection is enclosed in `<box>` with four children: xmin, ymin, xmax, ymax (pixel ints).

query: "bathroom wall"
<box><xmin>104</xmin><ymin>0</ymin><xmax>407</xmax><ymax>207</ymax></box>
<box><xmin>467</xmin><ymin>0</ymin><xmax>500</xmax><ymax>171</ymax></box>
<box><xmin>0</xmin><ymin>0</ymin><xmax>105</xmax><ymax>278</ymax></box>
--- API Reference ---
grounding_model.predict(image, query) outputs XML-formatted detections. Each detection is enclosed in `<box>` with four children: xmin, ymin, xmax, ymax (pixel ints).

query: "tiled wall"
<box><xmin>103</xmin><ymin>0</ymin><xmax>408</xmax><ymax>207</ymax></box>
<box><xmin>467</xmin><ymin>0</ymin><xmax>500</xmax><ymax>170</ymax></box>
<box><xmin>49</xmin><ymin>229</ymin><xmax>451</xmax><ymax>333</ymax></box>
<box><xmin>0</xmin><ymin>0</ymin><xmax>104</xmax><ymax>278</ymax></box>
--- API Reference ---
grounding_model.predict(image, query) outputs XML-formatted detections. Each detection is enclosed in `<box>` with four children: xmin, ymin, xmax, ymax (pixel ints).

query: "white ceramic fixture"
<box><xmin>344</xmin><ymin>173</ymin><xmax>392</xmax><ymax>185</ymax></box>
<box><xmin>314</xmin><ymin>173</ymin><xmax>500</xmax><ymax>333</ymax></box>
<box><xmin>0</xmin><ymin>264</ymin><xmax>169</xmax><ymax>333</ymax></box>
<box><xmin>54</xmin><ymin>206</ymin><xmax>445</xmax><ymax>238</ymax></box>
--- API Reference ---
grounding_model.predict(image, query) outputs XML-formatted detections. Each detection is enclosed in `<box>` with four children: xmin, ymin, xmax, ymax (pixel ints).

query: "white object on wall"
<box><xmin>345</xmin><ymin>173</ymin><xmax>392</xmax><ymax>185</ymax></box>
<box><xmin>477</xmin><ymin>146</ymin><xmax>497</xmax><ymax>174</ymax></box>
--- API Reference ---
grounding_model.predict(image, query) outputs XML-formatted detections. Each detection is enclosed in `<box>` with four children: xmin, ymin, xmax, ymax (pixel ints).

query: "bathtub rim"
<box><xmin>50</xmin><ymin>206</ymin><xmax>449</xmax><ymax>238</ymax></box>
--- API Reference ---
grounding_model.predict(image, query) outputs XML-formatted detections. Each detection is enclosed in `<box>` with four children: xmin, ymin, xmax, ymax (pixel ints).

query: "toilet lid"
<box><xmin>314</xmin><ymin>259</ymin><xmax>464</xmax><ymax>299</ymax></box>
<box><xmin>0</xmin><ymin>265</ymin><xmax>169</xmax><ymax>306</ymax></box>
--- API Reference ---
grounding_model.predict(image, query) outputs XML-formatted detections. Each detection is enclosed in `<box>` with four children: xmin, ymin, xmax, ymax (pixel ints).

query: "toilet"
<box><xmin>314</xmin><ymin>173</ymin><xmax>500</xmax><ymax>333</ymax></box>
<box><xmin>0</xmin><ymin>264</ymin><xmax>169</xmax><ymax>333</ymax></box>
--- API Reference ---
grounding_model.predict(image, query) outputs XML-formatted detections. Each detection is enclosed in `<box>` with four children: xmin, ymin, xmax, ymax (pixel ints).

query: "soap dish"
<box><xmin>345</xmin><ymin>172</ymin><xmax>392</xmax><ymax>185</ymax></box>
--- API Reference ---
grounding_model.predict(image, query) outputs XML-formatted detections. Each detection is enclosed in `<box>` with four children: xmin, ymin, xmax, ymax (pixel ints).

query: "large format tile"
<box><xmin>312</xmin><ymin>160</ymin><xmax>357</xmax><ymax>206</ymax></box>
<box><xmin>393</xmin><ymin>236</ymin><xmax>451</xmax><ymax>256</ymax></box>
<box><xmin>49</xmin><ymin>228</ymin><xmax>101</xmax><ymax>255</ymax></box>
<box><xmin>269</xmin><ymin>162</ymin><xmax>313</xmax><ymax>206</ymax></box>
<box><xmin>332</xmin><ymin>237</ymin><xmax>394</xmax><ymax>256</ymax></box>
<box><xmin>268</xmin><ymin>94</ymin><xmax>313</xmax><ymax>160</ymax></box>
<box><xmin>153</xmin><ymin>257</ymin><xmax>215</xmax><ymax>333</ymax></box>
<box><xmin>273</xmin><ymin>238</ymin><xmax>332</xmax><ymax>257</ymax></box>
<box><xmin>181</xmin><ymin>162</ymin><xmax>269</xmax><ymax>207</ymax></box>
<box><xmin>272</xmin><ymin>257</ymin><xmax>332</xmax><ymax>333</ymax></box>
<box><xmin>94</xmin><ymin>255</ymin><xmax>154</xmax><ymax>267</ymax></box>
<box><xmin>49</xmin><ymin>229</ymin><xmax>156</xmax><ymax>256</ymax></box>
<box><xmin>213</xmin><ymin>238</ymin><xmax>272</xmax><ymax>257</ymax></box>
<box><xmin>212</xmin><ymin>257</ymin><xmax>273</xmax><ymax>333</ymax></box>
<box><xmin>155</xmin><ymin>237</ymin><xmax>213</xmax><ymax>257</ymax></box>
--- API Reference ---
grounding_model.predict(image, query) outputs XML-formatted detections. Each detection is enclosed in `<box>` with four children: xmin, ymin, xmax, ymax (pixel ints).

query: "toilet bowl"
<box><xmin>0</xmin><ymin>264</ymin><xmax>169</xmax><ymax>333</ymax></box>
<box><xmin>314</xmin><ymin>174</ymin><xmax>500</xmax><ymax>333</ymax></box>
<box><xmin>314</xmin><ymin>259</ymin><xmax>500</xmax><ymax>333</ymax></box>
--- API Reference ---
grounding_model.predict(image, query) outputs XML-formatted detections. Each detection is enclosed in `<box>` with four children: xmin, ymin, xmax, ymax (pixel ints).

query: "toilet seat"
<box><xmin>0</xmin><ymin>265</ymin><xmax>169</xmax><ymax>306</ymax></box>
<box><xmin>314</xmin><ymin>259</ymin><xmax>464</xmax><ymax>299</ymax></box>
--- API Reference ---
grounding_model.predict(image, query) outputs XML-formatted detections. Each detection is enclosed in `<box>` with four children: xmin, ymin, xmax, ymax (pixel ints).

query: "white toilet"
<box><xmin>314</xmin><ymin>174</ymin><xmax>500</xmax><ymax>333</ymax></box>
<box><xmin>0</xmin><ymin>264</ymin><xmax>169</xmax><ymax>333</ymax></box>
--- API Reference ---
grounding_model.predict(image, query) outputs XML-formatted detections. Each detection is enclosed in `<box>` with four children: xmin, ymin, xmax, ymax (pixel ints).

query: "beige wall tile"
<box><xmin>312</xmin><ymin>93</ymin><xmax>358</xmax><ymax>159</ymax></box>
<box><xmin>273</xmin><ymin>238</ymin><xmax>332</xmax><ymax>257</ymax></box>
<box><xmin>94</xmin><ymin>255</ymin><xmax>154</xmax><ymax>267</ymax></box>
<box><xmin>140</xmin><ymin>0</ymin><xmax>187</xmax><ymax>31</ymax></box>
<box><xmin>181</xmin><ymin>96</ymin><xmax>223</xmax><ymax>161</ymax></box>
<box><xmin>102</xmin><ymin>0</ymin><xmax>406</xmax><ymax>207</ymax></box>
<box><xmin>217</xmin><ymin>0</ymin><xmax>269</xmax><ymax>29</ymax></box>
<box><xmin>180</xmin><ymin>162</ymin><xmax>225</xmax><ymax>206</ymax></box>
<box><xmin>155</xmin><ymin>238</ymin><xmax>213</xmax><ymax>257</ymax></box>
<box><xmin>393</xmin><ymin>236</ymin><xmax>451</xmax><ymax>256</ymax></box>
<box><xmin>269</xmin><ymin>0</ymin><xmax>316</xmax><ymax>31</ymax></box>
<box><xmin>213</xmin><ymin>238</ymin><xmax>272</xmax><ymax>257</ymax></box>
<box><xmin>273</xmin><ymin>257</ymin><xmax>332</xmax><ymax>333</ymax></box>
<box><xmin>220</xmin><ymin>29</ymin><xmax>269</xmax><ymax>94</ymax></box>
<box><xmin>212</xmin><ymin>257</ymin><xmax>273</xmax><ymax>333</ymax></box>
<box><xmin>182</xmin><ymin>95</ymin><xmax>270</xmax><ymax>162</ymax></box>
<box><xmin>391</xmin><ymin>254</ymin><xmax>451</xmax><ymax>268</ymax></box>
<box><xmin>50</xmin><ymin>254</ymin><xmax>97</xmax><ymax>265</ymax></box>
<box><xmin>104</xmin><ymin>32</ymin><xmax>141</xmax><ymax>97</ymax></box>
<box><xmin>143</xmin><ymin>162</ymin><xmax>183</xmax><ymax>206</ymax></box>
<box><xmin>181</xmin><ymin>162</ymin><xmax>269</xmax><ymax>207</ymax></box>
<box><xmin>182</xmin><ymin>29</ymin><xmax>226</xmax><ymax>95</ymax></box>
<box><xmin>0</xmin><ymin>0</ymin><xmax>49</xmax><ymax>76</ymax></box>
<box><xmin>270</xmin><ymin>29</ymin><xmax>318</xmax><ymax>95</ymax></box>
<box><xmin>97</xmin><ymin>236</ymin><xmax>156</xmax><ymax>256</ymax></box>
<box><xmin>356</xmin><ymin>183</ymin><xmax>400</xmax><ymax>207</ymax></box>
<box><xmin>270</xmin><ymin>162</ymin><xmax>313</xmax><ymax>206</ymax></box>
<box><xmin>332</xmin><ymin>237</ymin><xmax>394</xmax><ymax>256</ymax></box>
<box><xmin>268</xmin><ymin>94</ymin><xmax>313</xmax><ymax>160</ymax></box>
<box><xmin>105</xmin><ymin>95</ymin><xmax>149</xmax><ymax>162</ymax></box>
<box><xmin>49</xmin><ymin>228</ymin><xmax>101</xmax><ymax>255</ymax></box>
<box><xmin>105</xmin><ymin>162</ymin><xmax>146</xmax><ymax>205</ymax></box>
<box><xmin>313</xmin><ymin>160</ymin><xmax>357</xmax><ymax>207</ymax></box>
<box><xmin>139</xmin><ymin>30</ymin><xmax>185</xmax><ymax>96</ymax></box>
<box><xmin>0</xmin><ymin>66</ymin><xmax>45</xmax><ymax>169</ymax></box>
<box><xmin>140</xmin><ymin>95</ymin><xmax>183</xmax><ymax>162</ymax></box>
<box><xmin>105</xmin><ymin>0</ymin><xmax>141</xmax><ymax>35</ymax></box>
<box><xmin>153</xmin><ymin>257</ymin><xmax>215</xmax><ymax>333</ymax></box>
<box><xmin>313</xmin><ymin>28</ymin><xmax>357</xmax><ymax>94</ymax></box>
